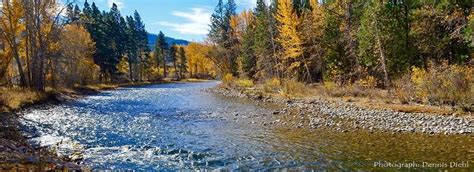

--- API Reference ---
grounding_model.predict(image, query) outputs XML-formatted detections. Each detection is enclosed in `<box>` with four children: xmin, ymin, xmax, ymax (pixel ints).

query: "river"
<box><xmin>18</xmin><ymin>82</ymin><xmax>474</xmax><ymax>170</ymax></box>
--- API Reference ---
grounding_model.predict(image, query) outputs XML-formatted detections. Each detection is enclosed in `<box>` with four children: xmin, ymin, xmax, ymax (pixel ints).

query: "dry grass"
<box><xmin>235</xmin><ymin>79</ymin><xmax>254</xmax><ymax>88</ymax></box>
<box><xmin>395</xmin><ymin>64</ymin><xmax>474</xmax><ymax>106</ymax></box>
<box><xmin>181</xmin><ymin>78</ymin><xmax>213</xmax><ymax>82</ymax></box>
<box><xmin>312</xmin><ymin>82</ymin><xmax>386</xmax><ymax>99</ymax></box>
<box><xmin>355</xmin><ymin>99</ymin><xmax>455</xmax><ymax>115</ymax></box>
<box><xmin>0</xmin><ymin>87</ymin><xmax>48</xmax><ymax>112</ymax></box>
<box><xmin>300</xmin><ymin>83</ymin><xmax>463</xmax><ymax>115</ymax></box>
<box><xmin>281</xmin><ymin>79</ymin><xmax>307</xmax><ymax>98</ymax></box>
<box><xmin>263</xmin><ymin>78</ymin><xmax>281</xmax><ymax>93</ymax></box>
<box><xmin>222</xmin><ymin>73</ymin><xmax>235</xmax><ymax>88</ymax></box>
<box><xmin>85</xmin><ymin>83</ymin><xmax>119</xmax><ymax>90</ymax></box>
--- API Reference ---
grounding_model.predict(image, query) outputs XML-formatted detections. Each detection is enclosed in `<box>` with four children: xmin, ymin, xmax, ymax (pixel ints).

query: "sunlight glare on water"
<box><xmin>19</xmin><ymin>82</ymin><xmax>474</xmax><ymax>170</ymax></box>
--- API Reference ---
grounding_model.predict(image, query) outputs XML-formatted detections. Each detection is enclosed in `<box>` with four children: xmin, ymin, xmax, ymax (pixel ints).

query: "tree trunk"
<box><xmin>374</xmin><ymin>16</ymin><xmax>390</xmax><ymax>89</ymax></box>
<box><xmin>174</xmin><ymin>60</ymin><xmax>178</xmax><ymax>79</ymax></box>
<box><xmin>129</xmin><ymin>57</ymin><xmax>134</xmax><ymax>82</ymax></box>
<box><xmin>12</xmin><ymin>43</ymin><xmax>27</xmax><ymax>87</ymax></box>
<box><xmin>163</xmin><ymin>52</ymin><xmax>167</xmax><ymax>78</ymax></box>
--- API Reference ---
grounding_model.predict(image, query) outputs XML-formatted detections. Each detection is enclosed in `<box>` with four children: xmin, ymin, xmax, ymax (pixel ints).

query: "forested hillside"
<box><xmin>208</xmin><ymin>0</ymin><xmax>473</xmax><ymax>108</ymax></box>
<box><xmin>147</xmin><ymin>33</ymin><xmax>189</xmax><ymax>48</ymax></box>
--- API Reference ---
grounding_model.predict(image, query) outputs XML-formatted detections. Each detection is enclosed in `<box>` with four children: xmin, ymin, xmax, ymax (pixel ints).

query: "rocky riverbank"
<box><xmin>207</xmin><ymin>87</ymin><xmax>474</xmax><ymax>135</ymax></box>
<box><xmin>0</xmin><ymin>87</ymin><xmax>102</xmax><ymax>170</ymax></box>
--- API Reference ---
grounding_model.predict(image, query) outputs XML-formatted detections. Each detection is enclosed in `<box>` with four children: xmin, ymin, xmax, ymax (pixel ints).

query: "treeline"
<box><xmin>208</xmin><ymin>0</ymin><xmax>473</xmax><ymax>88</ymax></box>
<box><xmin>0</xmin><ymin>0</ymin><xmax>216</xmax><ymax>92</ymax></box>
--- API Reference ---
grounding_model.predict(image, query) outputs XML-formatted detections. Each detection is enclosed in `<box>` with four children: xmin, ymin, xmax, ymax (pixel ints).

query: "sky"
<box><xmin>74</xmin><ymin>0</ymin><xmax>259</xmax><ymax>41</ymax></box>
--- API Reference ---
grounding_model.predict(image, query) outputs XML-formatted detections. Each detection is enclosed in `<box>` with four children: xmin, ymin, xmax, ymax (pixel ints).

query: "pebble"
<box><xmin>207</xmin><ymin>87</ymin><xmax>474</xmax><ymax>135</ymax></box>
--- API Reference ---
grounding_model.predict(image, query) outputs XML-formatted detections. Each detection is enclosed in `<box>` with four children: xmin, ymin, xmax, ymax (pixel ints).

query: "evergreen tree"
<box><xmin>253</xmin><ymin>0</ymin><xmax>275</xmax><ymax>79</ymax></box>
<box><xmin>133</xmin><ymin>11</ymin><xmax>149</xmax><ymax>54</ymax></box>
<box><xmin>225</xmin><ymin>0</ymin><xmax>239</xmax><ymax>75</ymax></box>
<box><xmin>357</xmin><ymin>0</ymin><xmax>390</xmax><ymax>87</ymax></box>
<box><xmin>209</xmin><ymin>0</ymin><xmax>226</xmax><ymax>45</ymax></box>
<box><xmin>169</xmin><ymin>44</ymin><xmax>178</xmax><ymax>78</ymax></box>
<box><xmin>299</xmin><ymin>0</ymin><xmax>327</xmax><ymax>81</ymax></box>
<box><xmin>99</xmin><ymin>3</ymin><xmax>125</xmax><ymax>79</ymax></box>
<box><xmin>208</xmin><ymin>0</ymin><xmax>239</xmax><ymax>75</ymax></box>
<box><xmin>65</xmin><ymin>4</ymin><xmax>81</xmax><ymax>23</ymax></box>
<box><xmin>240</xmin><ymin>22</ymin><xmax>257</xmax><ymax>78</ymax></box>
<box><xmin>126</xmin><ymin>16</ymin><xmax>138</xmax><ymax>81</ymax></box>
<box><xmin>155</xmin><ymin>31</ymin><xmax>168</xmax><ymax>77</ymax></box>
<box><xmin>178</xmin><ymin>47</ymin><xmax>187</xmax><ymax>79</ymax></box>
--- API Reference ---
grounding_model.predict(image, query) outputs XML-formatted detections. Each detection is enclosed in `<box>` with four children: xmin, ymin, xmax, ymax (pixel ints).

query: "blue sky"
<box><xmin>75</xmin><ymin>0</ymin><xmax>259</xmax><ymax>41</ymax></box>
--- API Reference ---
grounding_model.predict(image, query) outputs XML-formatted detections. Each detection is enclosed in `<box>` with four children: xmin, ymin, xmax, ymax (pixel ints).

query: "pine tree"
<box><xmin>240</xmin><ymin>22</ymin><xmax>257</xmax><ymax>78</ymax></box>
<box><xmin>66</xmin><ymin>4</ymin><xmax>81</xmax><ymax>24</ymax></box>
<box><xmin>101</xmin><ymin>3</ymin><xmax>125</xmax><ymax>79</ymax></box>
<box><xmin>126</xmin><ymin>16</ymin><xmax>138</xmax><ymax>81</ymax></box>
<box><xmin>209</xmin><ymin>0</ymin><xmax>226</xmax><ymax>45</ymax></box>
<box><xmin>299</xmin><ymin>0</ymin><xmax>327</xmax><ymax>81</ymax></box>
<box><xmin>253</xmin><ymin>0</ymin><xmax>275</xmax><ymax>79</ymax></box>
<box><xmin>155</xmin><ymin>31</ymin><xmax>168</xmax><ymax>77</ymax></box>
<box><xmin>178</xmin><ymin>47</ymin><xmax>187</xmax><ymax>79</ymax></box>
<box><xmin>208</xmin><ymin>0</ymin><xmax>239</xmax><ymax>75</ymax></box>
<box><xmin>357</xmin><ymin>0</ymin><xmax>389</xmax><ymax>87</ymax></box>
<box><xmin>225</xmin><ymin>0</ymin><xmax>239</xmax><ymax>75</ymax></box>
<box><xmin>169</xmin><ymin>44</ymin><xmax>178</xmax><ymax>79</ymax></box>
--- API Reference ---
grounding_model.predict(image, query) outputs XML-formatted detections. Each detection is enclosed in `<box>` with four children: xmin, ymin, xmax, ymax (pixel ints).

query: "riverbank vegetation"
<box><xmin>209</xmin><ymin>0</ymin><xmax>473</xmax><ymax>113</ymax></box>
<box><xmin>0</xmin><ymin>0</ymin><xmax>218</xmax><ymax>112</ymax></box>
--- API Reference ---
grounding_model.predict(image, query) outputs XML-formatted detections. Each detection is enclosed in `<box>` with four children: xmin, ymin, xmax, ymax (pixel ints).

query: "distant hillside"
<box><xmin>147</xmin><ymin>33</ymin><xmax>189</xmax><ymax>48</ymax></box>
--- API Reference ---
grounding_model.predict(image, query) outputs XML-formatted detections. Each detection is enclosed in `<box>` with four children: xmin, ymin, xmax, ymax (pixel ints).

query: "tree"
<box><xmin>240</xmin><ymin>19</ymin><xmax>257</xmax><ymax>78</ymax></box>
<box><xmin>131</xmin><ymin>11</ymin><xmax>149</xmax><ymax>81</ymax></box>
<box><xmin>169</xmin><ymin>44</ymin><xmax>178</xmax><ymax>78</ymax></box>
<box><xmin>22</xmin><ymin>0</ymin><xmax>64</xmax><ymax>90</ymax></box>
<box><xmin>65</xmin><ymin>4</ymin><xmax>81</xmax><ymax>24</ymax></box>
<box><xmin>253</xmin><ymin>0</ymin><xmax>277</xmax><ymax>80</ymax></box>
<box><xmin>411</xmin><ymin>1</ymin><xmax>471</xmax><ymax>66</ymax></box>
<box><xmin>58</xmin><ymin>24</ymin><xmax>98</xmax><ymax>86</ymax></box>
<box><xmin>275</xmin><ymin>0</ymin><xmax>304</xmax><ymax>79</ymax></box>
<box><xmin>299</xmin><ymin>0</ymin><xmax>327</xmax><ymax>82</ymax></box>
<box><xmin>209</xmin><ymin>0</ymin><xmax>226</xmax><ymax>45</ymax></box>
<box><xmin>125</xmin><ymin>16</ymin><xmax>138</xmax><ymax>81</ymax></box>
<box><xmin>185</xmin><ymin>42</ymin><xmax>217</xmax><ymax>78</ymax></box>
<box><xmin>208</xmin><ymin>0</ymin><xmax>239</xmax><ymax>75</ymax></box>
<box><xmin>0</xmin><ymin>0</ymin><xmax>27</xmax><ymax>86</ymax></box>
<box><xmin>357</xmin><ymin>0</ymin><xmax>389</xmax><ymax>88</ymax></box>
<box><xmin>155</xmin><ymin>31</ymin><xmax>168</xmax><ymax>77</ymax></box>
<box><xmin>178</xmin><ymin>47</ymin><xmax>187</xmax><ymax>79</ymax></box>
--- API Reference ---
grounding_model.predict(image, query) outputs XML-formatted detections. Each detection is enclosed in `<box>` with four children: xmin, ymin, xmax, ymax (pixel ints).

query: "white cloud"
<box><xmin>157</xmin><ymin>8</ymin><xmax>211</xmax><ymax>35</ymax></box>
<box><xmin>107</xmin><ymin>0</ymin><xmax>124</xmax><ymax>9</ymax></box>
<box><xmin>236</xmin><ymin>0</ymin><xmax>272</xmax><ymax>10</ymax></box>
<box><xmin>236</xmin><ymin>0</ymin><xmax>258</xmax><ymax>9</ymax></box>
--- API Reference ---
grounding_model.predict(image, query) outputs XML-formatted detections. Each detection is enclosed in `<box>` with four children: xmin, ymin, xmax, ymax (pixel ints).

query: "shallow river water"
<box><xmin>18</xmin><ymin>82</ymin><xmax>474</xmax><ymax>170</ymax></box>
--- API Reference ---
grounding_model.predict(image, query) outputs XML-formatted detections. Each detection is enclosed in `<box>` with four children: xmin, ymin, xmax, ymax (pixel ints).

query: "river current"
<box><xmin>18</xmin><ymin>82</ymin><xmax>474</xmax><ymax>170</ymax></box>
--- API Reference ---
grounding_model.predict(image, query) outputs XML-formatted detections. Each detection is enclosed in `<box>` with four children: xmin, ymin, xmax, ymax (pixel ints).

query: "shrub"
<box><xmin>235</xmin><ymin>79</ymin><xmax>255</xmax><ymax>88</ymax></box>
<box><xmin>395</xmin><ymin>63</ymin><xmax>474</xmax><ymax>106</ymax></box>
<box><xmin>263</xmin><ymin>78</ymin><xmax>281</xmax><ymax>93</ymax></box>
<box><xmin>222</xmin><ymin>73</ymin><xmax>234</xmax><ymax>88</ymax></box>
<box><xmin>281</xmin><ymin>79</ymin><xmax>306</xmax><ymax>97</ymax></box>
<box><xmin>393</xmin><ymin>75</ymin><xmax>416</xmax><ymax>104</ymax></box>
<box><xmin>356</xmin><ymin>76</ymin><xmax>377</xmax><ymax>89</ymax></box>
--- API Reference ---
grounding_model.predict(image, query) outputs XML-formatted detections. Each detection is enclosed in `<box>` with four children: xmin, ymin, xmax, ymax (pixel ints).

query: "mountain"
<box><xmin>147</xmin><ymin>33</ymin><xmax>189</xmax><ymax>48</ymax></box>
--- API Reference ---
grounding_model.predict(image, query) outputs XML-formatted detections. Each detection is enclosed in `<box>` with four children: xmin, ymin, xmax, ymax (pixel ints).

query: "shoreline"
<box><xmin>207</xmin><ymin>86</ymin><xmax>473</xmax><ymax>135</ymax></box>
<box><xmin>0</xmin><ymin>80</ymin><xmax>183</xmax><ymax>171</ymax></box>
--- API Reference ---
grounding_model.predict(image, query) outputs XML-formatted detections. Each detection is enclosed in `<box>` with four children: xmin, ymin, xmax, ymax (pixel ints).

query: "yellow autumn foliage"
<box><xmin>263</xmin><ymin>78</ymin><xmax>282</xmax><ymax>93</ymax></box>
<box><xmin>396</xmin><ymin>63</ymin><xmax>474</xmax><ymax>106</ymax></box>
<box><xmin>275</xmin><ymin>0</ymin><xmax>304</xmax><ymax>74</ymax></box>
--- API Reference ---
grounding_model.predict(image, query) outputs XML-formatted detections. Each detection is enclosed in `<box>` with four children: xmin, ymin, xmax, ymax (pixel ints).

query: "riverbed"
<box><xmin>16</xmin><ymin>82</ymin><xmax>474</xmax><ymax>170</ymax></box>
